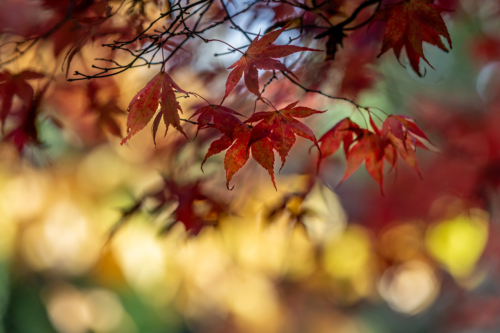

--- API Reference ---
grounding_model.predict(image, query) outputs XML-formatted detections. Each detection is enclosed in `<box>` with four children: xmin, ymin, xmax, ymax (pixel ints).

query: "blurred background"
<box><xmin>2</xmin><ymin>0</ymin><xmax>500</xmax><ymax>332</ymax></box>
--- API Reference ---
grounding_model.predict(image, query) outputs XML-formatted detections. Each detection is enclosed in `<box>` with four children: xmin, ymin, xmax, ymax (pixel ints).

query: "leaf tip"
<box><xmin>120</xmin><ymin>136</ymin><xmax>130</xmax><ymax>145</ymax></box>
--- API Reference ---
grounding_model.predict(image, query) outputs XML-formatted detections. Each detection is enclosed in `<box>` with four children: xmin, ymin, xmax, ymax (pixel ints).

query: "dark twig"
<box><xmin>220</xmin><ymin>0</ymin><xmax>253</xmax><ymax>42</ymax></box>
<box><xmin>0</xmin><ymin>0</ymin><xmax>76</xmax><ymax>67</ymax></box>
<box><xmin>261</xmin><ymin>71</ymin><xmax>278</xmax><ymax>94</ymax></box>
<box><xmin>280</xmin><ymin>71</ymin><xmax>364</xmax><ymax>109</ymax></box>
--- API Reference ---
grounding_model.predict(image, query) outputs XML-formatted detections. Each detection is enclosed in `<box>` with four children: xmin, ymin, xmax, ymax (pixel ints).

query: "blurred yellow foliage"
<box><xmin>0</xmin><ymin>144</ymin><xmax>493</xmax><ymax>333</ymax></box>
<box><xmin>425</xmin><ymin>209</ymin><xmax>489</xmax><ymax>278</ymax></box>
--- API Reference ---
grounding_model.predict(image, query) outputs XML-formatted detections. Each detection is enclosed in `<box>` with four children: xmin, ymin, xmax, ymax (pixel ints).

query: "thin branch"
<box><xmin>0</xmin><ymin>0</ymin><xmax>75</xmax><ymax>67</ymax></box>
<box><xmin>280</xmin><ymin>71</ymin><xmax>364</xmax><ymax>109</ymax></box>
<box><xmin>261</xmin><ymin>71</ymin><xmax>278</xmax><ymax>94</ymax></box>
<box><xmin>344</xmin><ymin>0</ymin><xmax>382</xmax><ymax>31</ymax></box>
<box><xmin>214</xmin><ymin>44</ymin><xmax>249</xmax><ymax>56</ymax></box>
<box><xmin>338</xmin><ymin>0</ymin><xmax>382</xmax><ymax>28</ymax></box>
<box><xmin>220</xmin><ymin>0</ymin><xmax>253</xmax><ymax>42</ymax></box>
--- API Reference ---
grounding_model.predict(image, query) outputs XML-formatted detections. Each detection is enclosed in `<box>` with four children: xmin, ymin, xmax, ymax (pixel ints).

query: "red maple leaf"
<box><xmin>5</xmin><ymin>85</ymin><xmax>46</xmax><ymax>153</ymax></box>
<box><xmin>340</xmin><ymin>128</ymin><xmax>386</xmax><ymax>193</ymax></box>
<box><xmin>202</xmin><ymin>124</ymin><xmax>276</xmax><ymax>190</ymax></box>
<box><xmin>318</xmin><ymin>117</ymin><xmax>360</xmax><ymax>161</ymax></box>
<box><xmin>109</xmin><ymin>178</ymin><xmax>229</xmax><ymax>238</ymax></box>
<box><xmin>381</xmin><ymin>114</ymin><xmax>433</xmax><ymax>176</ymax></box>
<box><xmin>223</xmin><ymin>25</ymin><xmax>320</xmax><ymax>100</ymax></box>
<box><xmin>163</xmin><ymin>180</ymin><xmax>226</xmax><ymax>235</ymax></box>
<box><xmin>245</xmin><ymin>101</ymin><xmax>324</xmax><ymax>170</ymax></box>
<box><xmin>374</xmin><ymin>0</ymin><xmax>452</xmax><ymax>76</ymax></box>
<box><xmin>121</xmin><ymin>71</ymin><xmax>188</xmax><ymax>145</ymax></box>
<box><xmin>0</xmin><ymin>70</ymin><xmax>44</xmax><ymax>132</ymax></box>
<box><xmin>382</xmin><ymin>115</ymin><xmax>432</xmax><ymax>147</ymax></box>
<box><xmin>318</xmin><ymin>114</ymin><xmax>433</xmax><ymax>192</ymax></box>
<box><xmin>189</xmin><ymin>104</ymin><xmax>245</xmax><ymax>140</ymax></box>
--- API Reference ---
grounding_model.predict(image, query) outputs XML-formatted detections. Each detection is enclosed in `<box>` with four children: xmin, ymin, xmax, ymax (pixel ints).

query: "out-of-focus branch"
<box><xmin>0</xmin><ymin>0</ymin><xmax>76</xmax><ymax>67</ymax></box>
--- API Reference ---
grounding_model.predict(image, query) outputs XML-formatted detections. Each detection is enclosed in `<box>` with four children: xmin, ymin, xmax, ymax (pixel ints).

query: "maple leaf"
<box><xmin>189</xmin><ymin>104</ymin><xmax>244</xmax><ymax>139</ymax></box>
<box><xmin>121</xmin><ymin>71</ymin><xmax>188</xmax><ymax>145</ymax></box>
<box><xmin>381</xmin><ymin>114</ymin><xmax>433</xmax><ymax>176</ymax></box>
<box><xmin>223</xmin><ymin>25</ymin><xmax>320</xmax><ymax>100</ymax></box>
<box><xmin>115</xmin><ymin>179</ymin><xmax>228</xmax><ymax>236</ymax></box>
<box><xmin>318</xmin><ymin>114</ymin><xmax>433</xmax><ymax>191</ymax></box>
<box><xmin>0</xmin><ymin>70</ymin><xmax>44</xmax><ymax>132</ymax></box>
<box><xmin>5</xmin><ymin>85</ymin><xmax>46</xmax><ymax>153</ymax></box>
<box><xmin>201</xmin><ymin>134</ymin><xmax>233</xmax><ymax>171</ymax></box>
<box><xmin>382</xmin><ymin>115</ymin><xmax>432</xmax><ymax>148</ymax></box>
<box><xmin>318</xmin><ymin>118</ymin><xmax>360</xmax><ymax>161</ymax></box>
<box><xmin>223</xmin><ymin>126</ymin><xmax>252</xmax><ymax>189</ymax></box>
<box><xmin>83</xmin><ymin>80</ymin><xmax>126</xmax><ymax>139</ymax></box>
<box><xmin>340</xmin><ymin>128</ymin><xmax>386</xmax><ymax>193</ymax></box>
<box><xmin>163</xmin><ymin>180</ymin><xmax>226</xmax><ymax>235</ymax></box>
<box><xmin>374</xmin><ymin>0</ymin><xmax>452</xmax><ymax>76</ymax></box>
<box><xmin>386</xmin><ymin>131</ymin><xmax>420</xmax><ymax>175</ymax></box>
<box><xmin>202</xmin><ymin>124</ymin><xmax>277</xmax><ymax>190</ymax></box>
<box><xmin>158</xmin><ymin>73</ymin><xmax>189</xmax><ymax>140</ymax></box>
<box><xmin>245</xmin><ymin>101</ymin><xmax>324</xmax><ymax>170</ymax></box>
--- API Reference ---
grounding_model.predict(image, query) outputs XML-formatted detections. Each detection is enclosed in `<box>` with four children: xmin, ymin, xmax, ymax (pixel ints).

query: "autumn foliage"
<box><xmin>0</xmin><ymin>0</ymin><xmax>459</xmax><ymax>238</ymax></box>
<box><xmin>5</xmin><ymin>1</ymin><xmax>500</xmax><ymax>331</ymax></box>
<box><xmin>0</xmin><ymin>0</ymin><xmax>453</xmax><ymax>195</ymax></box>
